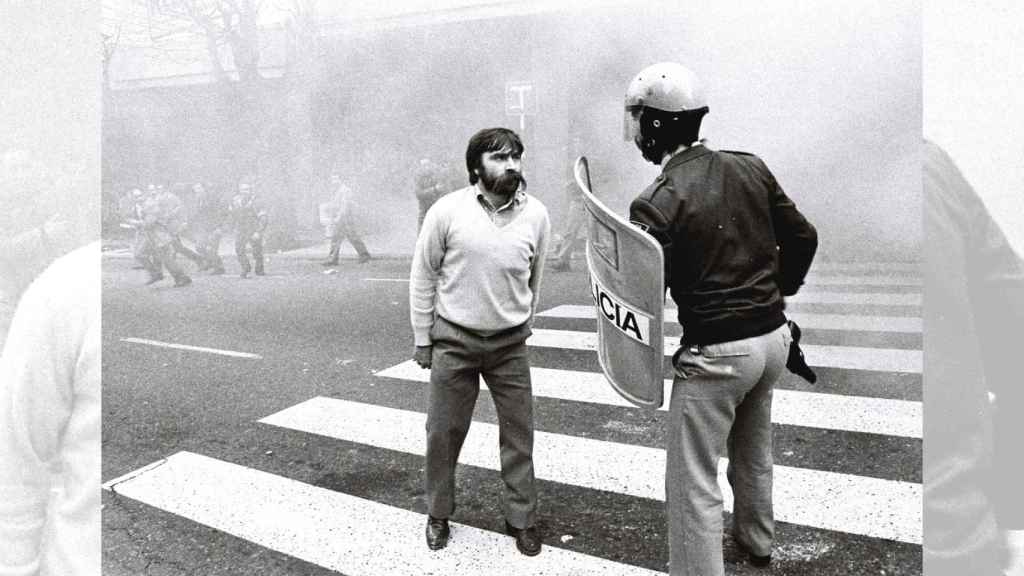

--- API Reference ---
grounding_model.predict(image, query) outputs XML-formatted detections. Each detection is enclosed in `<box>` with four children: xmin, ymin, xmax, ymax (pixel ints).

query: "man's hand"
<box><xmin>1005</xmin><ymin>530</ymin><xmax>1024</xmax><ymax>575</ymax></box>
<box><xmin>414</xmin><ymin>345</ymin><xmax>433</xmax><ymax>369</ymax></box>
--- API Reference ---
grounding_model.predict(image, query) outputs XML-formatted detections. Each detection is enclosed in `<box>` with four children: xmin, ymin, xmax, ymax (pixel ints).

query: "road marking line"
<box><xmin>120</xmin><ymin>337</ymin><xmax>262</xmax><ymax>359</ymax></box>
<box><xmin>539</xmin><ymin>305</ymin><xmax>922</xmax><ymax>334</ymax></box>
<box><xmin>784</xmin><ymin>291</ymin><xmax>920</xmax><ymax>306</ymax></box>
<box><xmin>811</xmin><ymin>262</ymin><xmax>919</xmax><ymax>272</ymax></box>
<box><xmin>360</xmin><ymin>275</ymin><xmax>919</xmax><ymax>288</ymax></box>
<box><xmin>260</xmin><ymin>397</ymin><xmax>921</xmax><ymax>544</ymax></box>
<box><xmin>796</xmin><ymin>274</ymin><xmax>921</xmax><ymax>287</ymax></box>
<box><xmin>104</xmin><ymin>451</ymin><xmax>660</xmax><ymax>575</ymax></box>
<box><xmin>527</xmin><ymin>329</ymin><xmax>922</xmax><ymax>374</ymax></box>
<box><xmin>375</xmin><ymin>361</ymin><xmax>921</xmax><ymax>438</ymax></box>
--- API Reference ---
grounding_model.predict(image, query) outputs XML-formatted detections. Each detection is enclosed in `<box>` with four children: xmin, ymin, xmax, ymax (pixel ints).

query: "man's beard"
<box><xmin>480</xmin><ymin>168</ymin><xmax>526</xmax><ymax>198</ymax></box>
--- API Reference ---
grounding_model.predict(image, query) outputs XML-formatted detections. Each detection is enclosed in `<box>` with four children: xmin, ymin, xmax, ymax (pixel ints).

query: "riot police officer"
<box><xmin>229</xmin><ymin>179</ymin><xmax>268</xmax><ymax>278</ymax></box>
<box><xmin>624</xmin><ymin>62</ymin><xmax>817</xmax><ymax>576</ymax></box>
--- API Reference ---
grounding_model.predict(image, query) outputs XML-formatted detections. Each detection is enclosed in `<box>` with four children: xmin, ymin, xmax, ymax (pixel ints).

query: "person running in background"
<box><xmin>321</xmin><ymin>172</ymin><xmax>371</xmax><ymax>266</ymax></box>
<box><xmin>230</xmin><ymin>179</ymin><xmax>268</xmax><ymax>278</ymax></box>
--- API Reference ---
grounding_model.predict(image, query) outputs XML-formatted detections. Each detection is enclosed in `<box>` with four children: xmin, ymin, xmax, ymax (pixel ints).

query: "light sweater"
<box><xmin>0</xmin><ymin>242</ymin><xmax>100</xmax><ymax>576</ymax></box>
<box><xmin>410</xmin><ymin>185</ymin><xmax>550</xmax><ymax>346</ymax></box>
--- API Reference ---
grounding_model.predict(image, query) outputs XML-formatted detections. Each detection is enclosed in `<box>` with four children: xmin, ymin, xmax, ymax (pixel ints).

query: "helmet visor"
<box><xmin>623</xmin><ymin>106</ymin><xmax>643</xmax><ymax>142</ymax></box>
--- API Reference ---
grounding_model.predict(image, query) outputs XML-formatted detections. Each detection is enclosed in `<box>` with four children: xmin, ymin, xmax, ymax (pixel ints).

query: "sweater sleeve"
<box><xmin>409</xmin><ymin>201</ymin><xmax>447</xmax><ymax>346</ymax></box>
<box><xmin>528</xmin><ymin>207</ymin><xmax>552</xmax><ymax>324</ymax></box>
<box><xmin>0</xmin><ymin>266</ymin><xmax>74</xmax><ymax>574</ymax></box>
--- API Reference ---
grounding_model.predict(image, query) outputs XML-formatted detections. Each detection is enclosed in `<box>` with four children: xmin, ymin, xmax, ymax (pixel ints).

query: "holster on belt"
<box><xmin>786</xmin><ymin>319</ymin><xmax>817</xmax><ymax>384</ymax></box>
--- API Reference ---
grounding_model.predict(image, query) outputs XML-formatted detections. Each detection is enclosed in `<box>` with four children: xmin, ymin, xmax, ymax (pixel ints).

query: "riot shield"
<box><xmin>574</xmin><ymin>156</ymin><xmax>665</xmax><ymax>409</ymax></box>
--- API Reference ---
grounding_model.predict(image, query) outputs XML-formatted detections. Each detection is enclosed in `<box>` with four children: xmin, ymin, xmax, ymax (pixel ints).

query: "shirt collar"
<box><xmin>475</xmin><ymin>186</ymin><xmax>526</xmax><ymax>212</ymax></box>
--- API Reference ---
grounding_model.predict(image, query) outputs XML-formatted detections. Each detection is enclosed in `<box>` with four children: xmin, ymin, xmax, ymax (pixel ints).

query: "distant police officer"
<box><xmin>189</xmin><ymin>182</ymin><xmax>227</xmax><ymax>275</ymax></box>
<box><xmin>136</xmin><ymin>184</ymin><xmax>192</xmax><ymax>287</ymax></box>
<box><xmin>414</xmin><ymin>157</ymin><xmax>446</xmax><ymax>231</ymax></box>
<box><xmin>624</xmin><ymin>63</ymin><xmax>817</xmax><ymax>576</ymax></box>
<box><xmin>321</xmin><ymin>172</ymin><xmax>371</xmax><ymax>266</ymax></box>
<box><xmin>229</xmin><ymin>179</ymin><xmax>268</xmax><ymax>278</ymax></box>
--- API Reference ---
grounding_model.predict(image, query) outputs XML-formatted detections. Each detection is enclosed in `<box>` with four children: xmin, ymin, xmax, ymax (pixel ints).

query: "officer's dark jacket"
<box><xmin>924</xmin><ymin>142</ymin><xmax>1024</xmax><ymax>567</ymax></box>
<box><xmin>629</xmin><ymin>145</ymin><xmax>817</xmax><ymax>345</ymax></box>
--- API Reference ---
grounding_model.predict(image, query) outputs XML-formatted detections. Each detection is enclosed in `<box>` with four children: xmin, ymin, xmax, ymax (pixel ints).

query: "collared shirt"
<box><xmin>410</xmin><ymin>186</ymin><xmax>550</xmax><ymax>346</ymax></box>
<box><xmin>475</xmin><ymin>187</ymin><xmax>526</xmax><ymax>227</ymax></box>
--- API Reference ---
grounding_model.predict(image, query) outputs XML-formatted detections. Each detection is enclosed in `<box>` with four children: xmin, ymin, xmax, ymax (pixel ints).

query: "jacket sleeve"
<box><xmin>629</xmin><ymin>178</ymin><xmax>679</xmax><ymax>286</ymax></box>
<box><xmin>760</xmin><ymin>159</ymin><xmax>817</xmax><ymax>295</ymax></box>
<box><xmin>964</xmin><ymin>191</ymin><xmax>1024</xmax><ymax>528</ymax></box>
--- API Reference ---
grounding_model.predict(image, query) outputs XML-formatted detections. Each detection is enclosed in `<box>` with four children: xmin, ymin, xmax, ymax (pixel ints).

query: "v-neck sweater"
<box><xmin>410</xmin><ymin>186</ymin><xmax>550</xmax><ymax>346</ymax></box>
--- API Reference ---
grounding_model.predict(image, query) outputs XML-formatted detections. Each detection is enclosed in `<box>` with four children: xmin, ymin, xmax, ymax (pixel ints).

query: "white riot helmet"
<box><xmin>624</xmin><ymin>62</ymin><xmax>708</xmax><ymax>164</ymax></box>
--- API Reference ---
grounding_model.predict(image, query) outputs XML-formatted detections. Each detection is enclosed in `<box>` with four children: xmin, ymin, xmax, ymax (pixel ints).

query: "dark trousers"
<box><xmin>172</xmin><ymin>236</ymin><xmax>204</xmax><ymax>266</ymax></box>
<box><xmin>193</xmin><ymin>228</ymin><xmax>224</xmax><ymax>270</ymax></box>
<box><xmin>148</xmin><ymin>242</ymin><xmax>189</xmax><ymax>282</ymax></box>
<box><xmin>327</xmin><ymin>219</ymin><xmax>370</xmax><ymax>262</ymax></box>
<box><xmin>235</xmin><ymin>231</ymin><xmax>264</xmax><ymax>274</ymax></box>
<box><xmin>425</xmin><ymin>316</ymin><xmax>537</xmax><ymax>529</ymax></box>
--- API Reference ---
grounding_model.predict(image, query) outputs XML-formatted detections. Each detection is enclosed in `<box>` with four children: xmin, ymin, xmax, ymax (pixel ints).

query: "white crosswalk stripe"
<box><xmin>538</xmin><ymin>305</ymin><xmax>922</xmax><ymax>333</ymax></box>
<box><xmin>784</xmin><ymin>291</ymin><xmax>920</xmax><ymax>306</ymax></box>
<box><xmin>794</xmin><ymin>274</ymin><xmax>921</xmax><ymax>287</ymax></box>
<box><xmin>375</xmin><ymin>360</ymin><xmax>921</xmax><ymax>438</ymax></box>
<box><xmin>809</xmin><ymin>262</ymin><xmax>918</xmax><ymax>272</ymax></box>
<box><xmin>257</xmin><ymin>397</ymin><xmax>921</xmax><ymax>544</ymax></box>
<box><xmin>104</xmin><ymin>262</ymin><xmax>922</xmax><ymax>572</ymax></box>
<box><xmin>103</xmin><ymin>451</ymin><xmax>662</xmax><ymax>576</ymax></box>
<box><xmin>527</xmin><ymin>328</ymin><xmax>922</xmax><ymax>373</ymax></box>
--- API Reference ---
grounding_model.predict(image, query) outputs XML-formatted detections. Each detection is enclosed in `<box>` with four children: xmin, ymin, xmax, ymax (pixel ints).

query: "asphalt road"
<box><xmin>101</xmin><ymin>252</ymin><xmax>922</xmax><ymax>575</ymax></box>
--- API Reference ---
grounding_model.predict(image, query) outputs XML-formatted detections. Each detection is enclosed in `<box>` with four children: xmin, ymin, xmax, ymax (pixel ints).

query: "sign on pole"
<box><xmin>505</xmin><ymin>81</ymin><xmax>535</xmax><ymax>131</ymax></box>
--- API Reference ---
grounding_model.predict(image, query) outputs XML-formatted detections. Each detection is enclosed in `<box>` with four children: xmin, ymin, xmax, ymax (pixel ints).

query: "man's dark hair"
<box><xmin>465</xmin><ymin>128</ymin><xmax>524</xmax><ymax>185</ymax></box>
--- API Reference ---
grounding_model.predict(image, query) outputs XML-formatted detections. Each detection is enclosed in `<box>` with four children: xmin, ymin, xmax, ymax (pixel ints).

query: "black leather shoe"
<box><xmin>736</xmin><ymin>539</ymin><xmax>771</xmax><ymax>567</ymax></box>
<box><xmin>425</xmin><ymin>516</ymin><xmax>449</xmax><ymax>550</ymax></box>
<box><xmin>505</xmin><ymin>521</ymin><xmax>542</xmax><ymax>556</ymax></box>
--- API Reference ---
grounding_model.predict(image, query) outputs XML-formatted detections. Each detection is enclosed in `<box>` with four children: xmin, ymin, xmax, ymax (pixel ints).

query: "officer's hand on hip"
<box><xmin>414</xmin><ymin>345</ymin><xmax>433</xmax><ymax>369</ymax></box>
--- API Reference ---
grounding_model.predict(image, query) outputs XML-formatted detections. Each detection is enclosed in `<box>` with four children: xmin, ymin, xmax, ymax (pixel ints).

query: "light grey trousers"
<box><xmin>666</xmin><ymin>323</ymin><xmax>791</xmax><ymax>576</ymax></box>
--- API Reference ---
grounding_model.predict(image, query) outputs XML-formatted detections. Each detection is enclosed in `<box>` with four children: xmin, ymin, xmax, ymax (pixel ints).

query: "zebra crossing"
<box><xmin>103</xmin><ymin>265</ymin><xmax>922</xmax><ymax>574</ymax></box>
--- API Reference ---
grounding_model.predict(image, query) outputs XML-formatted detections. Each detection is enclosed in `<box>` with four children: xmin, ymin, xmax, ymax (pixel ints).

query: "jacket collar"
<box><xmin>661</xmin><ymin>143</ymin><xmax>710</xmax><ymax>173</ymax></box>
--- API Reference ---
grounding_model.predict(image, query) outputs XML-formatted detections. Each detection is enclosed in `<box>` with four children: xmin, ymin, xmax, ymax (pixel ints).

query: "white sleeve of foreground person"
<box><xmin>0</xmin><ymin>242</ymin><xmax>100</xmax><ymax>576</ymax></box>
<box><xmin>409</xmin><ymin>197</ymin><xmax>448</xmax><ymax>347</ymax></box>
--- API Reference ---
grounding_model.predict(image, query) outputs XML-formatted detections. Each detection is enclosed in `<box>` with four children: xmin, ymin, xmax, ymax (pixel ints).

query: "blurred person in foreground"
<box><xmin>624</xmin><ymin>63</ymin><xmax>817</xmax><ymax>576</ymax></box>
<box><xmin>229</xmin><ymin>179</ymin><xmax>268</xmax><ymax>278</ymax></box>
<box><xmin>410</xmin><ymin>127</ymin><xmax>550</xmax><ymax>556</ymax></box>
<box><xmin>923</xmin><ymin>141</ymin><xmax>1024</xmax><ymax>576</ymax></box>
<box><xmin>0</xmin><ymin>241</ymin><xmax>101</xmax><ymax>575</ymax></box>
<box><xmin>0</xmin><ymin>149</ymin><xmax>81</xmax><ymax>302</ymax></box>
<box><xmin>320</xmin><ymin>172</ymin><xmax>371</xmax><ymax>267</ymax></box>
